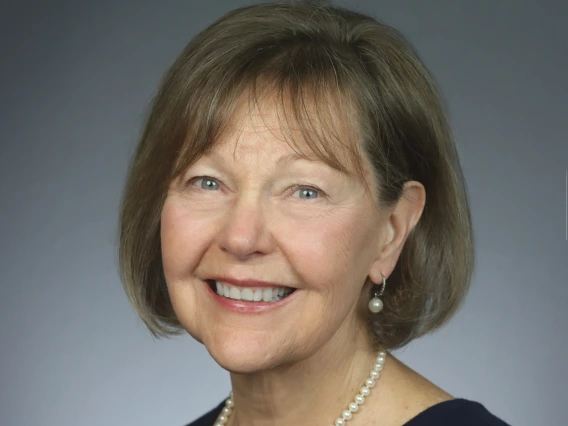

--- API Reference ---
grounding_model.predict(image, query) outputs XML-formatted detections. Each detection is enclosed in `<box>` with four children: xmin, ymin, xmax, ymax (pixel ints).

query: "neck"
<box><xmin>226</xmin><ymin>316</ymin><xmax>382</xmax><ymax>426</ymax></box>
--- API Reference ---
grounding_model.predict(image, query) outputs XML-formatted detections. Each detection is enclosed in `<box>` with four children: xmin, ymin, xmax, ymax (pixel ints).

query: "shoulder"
<box><xmin>183</xmin><ymin>400</ymin><xmax>225</xmax><ymax>426</ymax></box>
<box><xmin>403</xmin><ymin>398</ymin><xmax>511</xmax><ymax>426</ymax></box>
<box><xmin>376</xmin><ymin>355</ymin><xmax>510</xmax><ymax>426</ymax></box>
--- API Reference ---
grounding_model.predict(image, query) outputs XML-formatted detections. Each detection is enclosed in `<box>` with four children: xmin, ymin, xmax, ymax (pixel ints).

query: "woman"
<box><xmin>118</xmin><ymin>1</ymin><xmax>510</xmax><ymax>425</ymax></box>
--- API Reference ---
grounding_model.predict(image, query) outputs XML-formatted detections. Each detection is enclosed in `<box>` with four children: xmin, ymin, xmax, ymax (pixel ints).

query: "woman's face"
<box><xmin>161</xmin><ymin>98</ymin><xmax>388</xmax><ymax>373</ymax></box>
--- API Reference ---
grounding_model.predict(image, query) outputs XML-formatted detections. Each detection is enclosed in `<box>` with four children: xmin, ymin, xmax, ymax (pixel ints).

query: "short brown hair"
<box><xmin>118</xmin><ymin>0</ymin><xmax>474</xmax><ymax>350</ymax></box>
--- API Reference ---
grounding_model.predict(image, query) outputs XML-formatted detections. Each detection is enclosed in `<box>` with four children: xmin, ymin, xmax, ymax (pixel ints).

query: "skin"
<box><xmin>161</xmin><ymin>94</ymin><xmax>451</xmax><ymax>426</ymax></box>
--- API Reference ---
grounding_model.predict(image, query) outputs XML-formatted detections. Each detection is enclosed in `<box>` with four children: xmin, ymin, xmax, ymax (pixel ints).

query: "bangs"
<box><xmin>169</xmin><ymin>38</ymin><xmax>369</xmax><ymax>186</ymax></box>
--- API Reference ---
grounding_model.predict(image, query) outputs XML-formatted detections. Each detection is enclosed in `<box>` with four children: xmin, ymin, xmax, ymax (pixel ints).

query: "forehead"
<box><xmin>211</xmin><ymin>88</ymin><xmax>362</xmax><ymax>172</ymax></box>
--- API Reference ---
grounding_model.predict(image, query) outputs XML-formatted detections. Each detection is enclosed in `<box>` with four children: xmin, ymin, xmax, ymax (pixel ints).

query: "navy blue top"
<box><xmin>184</xmin><ymin>398</ymin><xmax>511</xmax><ymax>425</ymax></box>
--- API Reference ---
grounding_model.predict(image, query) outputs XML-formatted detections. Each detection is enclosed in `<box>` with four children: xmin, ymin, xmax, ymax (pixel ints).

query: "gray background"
<box><xmin>1</xmin><ymin>1</ymin><xmax>566</xmax><ymax>425</ymax></box>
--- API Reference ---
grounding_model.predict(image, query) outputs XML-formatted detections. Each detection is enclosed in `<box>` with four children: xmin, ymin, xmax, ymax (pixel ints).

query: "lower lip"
<box><xmin>204</xmin><ymin>281</ymin><xmax>299</xmax><ymax>313</ymax></box>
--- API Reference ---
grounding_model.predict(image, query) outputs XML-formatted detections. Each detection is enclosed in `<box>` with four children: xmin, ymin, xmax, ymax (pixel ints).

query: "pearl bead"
<box><xmin>222</xmin><ymin>407</ymin><xmax>232</xmax><ymax>415</ymax></box>
<box><xmin>349</xmin><ymin>402</ymin><xmax>359</xmax><ymax>412</ymax></box>
<box><xmin>355</xmin><ymin>394</ymin><xmax>365</xmax><ymax>404</ymax></box>
<box><xmin>226</xmin><ymin>398</ymin><xmax>234</xmax><ymax>408</ymax></box>
<box><xmin>377</xmin><ymin>355</ymin><xmax>386</xmax><ymax>363</ymax></box>
<box><xmin>342</xmin><ymin>409</ymin><xmax>352</xmax><ymax>420</ymax></box>
<box><xmin>218</xmin><ymin>414</ymin><xmax>228</xmax><ymax>423</ymax></box>
<box><xmin>370</xmin><ymin>370</ymin><xmax>380</xmax><ymax>379</ymax></box>
<box><xmin>373</xmin><ymin>362</ymin><xmax>383</xmax><ymax>371</ymax></box>
<box><xmin>335</xmin><ymin>417</ymin><xmax>345</xmax><ymax>426</ymax></box>
<box><xmin>365</xmin><ymin>378</ymin><xmax>376</xmax><ymax>388</ymax></box>
<box><xmin>368</xmin><ymin>298</ymin><xmax>383</xmax><ymax>313</ymax></box>
<box><xmin>360</xmin><ymin>386</ymin><xmax>370</xmax><ymax>396</ymax></box>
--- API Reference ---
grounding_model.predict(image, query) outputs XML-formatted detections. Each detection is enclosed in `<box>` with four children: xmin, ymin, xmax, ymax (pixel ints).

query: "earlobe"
<box><xmin>367</xmin><ymin>225</ymin><xmax>397</xmax><ymax>284</ymax></box>
<box><xmin>368</xmin><ymin>257</ymin><xmax>387</xmax><ymax>285</ymax></box>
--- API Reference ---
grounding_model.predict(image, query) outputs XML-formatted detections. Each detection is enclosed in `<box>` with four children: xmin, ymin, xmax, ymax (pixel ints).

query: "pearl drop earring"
<box><xmin>368</xmin><ymin>273</ymin><xmax>386</xmax><ymax>313</ymax></box>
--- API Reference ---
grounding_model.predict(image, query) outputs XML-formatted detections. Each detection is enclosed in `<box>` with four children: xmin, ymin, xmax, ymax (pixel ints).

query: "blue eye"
<box><xmin>292</xmin><ymin>187</ymin><xmax>321</xmax><ymax>199</ymax></box>
<box><xmin>191</xmin><ymin>177</ymin><xmax>220</xmax><ymax>190</ymax></box>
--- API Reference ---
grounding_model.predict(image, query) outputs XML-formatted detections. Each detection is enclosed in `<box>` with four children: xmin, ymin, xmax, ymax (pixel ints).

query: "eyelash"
<box><xmin>186</xmin><ymin>176</ymin><xmax>326</xmax><ymax>200</ymax></box>
<box><xmin>187</xmin><ymin>176</ymin><xmax>221</xmax><ymax>190</ymax></box>
<box><xmin>288</xmin><ymin>184</ymin><xmax>325</xmax><ymax>200</ymax></box>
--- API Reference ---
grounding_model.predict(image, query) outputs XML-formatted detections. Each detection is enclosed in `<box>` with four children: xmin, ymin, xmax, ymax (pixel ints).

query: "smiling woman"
<box><xmin>118</xmin><ymin>1</ymin><xmax>510</xmax><ymax>426</ymax></box>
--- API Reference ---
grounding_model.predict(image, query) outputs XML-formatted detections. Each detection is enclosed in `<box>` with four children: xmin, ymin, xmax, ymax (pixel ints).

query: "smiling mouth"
<box><xmin>206</xmin><ymin>279</ymin><xmax>297</xmax><ymax>303</ymax></box>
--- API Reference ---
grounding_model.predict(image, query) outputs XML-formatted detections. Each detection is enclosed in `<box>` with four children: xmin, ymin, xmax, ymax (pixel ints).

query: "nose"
<box><xmin>216</xmin><ymin>195</ymin><xmax>272</xmax><ymax>260</ymax></box>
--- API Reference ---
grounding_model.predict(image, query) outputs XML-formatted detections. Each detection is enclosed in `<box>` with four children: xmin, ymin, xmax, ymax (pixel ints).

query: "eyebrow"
<box><xmin>205</xmin><ymin>150</ymin><xmax>319</xmax><ymax>166</ymax></box>
<box><xmin>276</xmin><ymin>152</ymin><xmax>319</xmax><ymax>166</ymax></box>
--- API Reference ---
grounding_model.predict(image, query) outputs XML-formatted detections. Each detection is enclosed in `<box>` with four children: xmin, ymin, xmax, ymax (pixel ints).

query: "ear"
<box><xmin>368</xmin><ymin>181</ymin><xmax>426</xmax><ymax>283</ymax></box>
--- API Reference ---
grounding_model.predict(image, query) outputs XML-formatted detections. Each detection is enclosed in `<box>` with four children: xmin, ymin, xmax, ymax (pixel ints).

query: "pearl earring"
<box><xmin>368</xmin><ymin>273</ymin><xmax>386</xmax><ymax>313</ymax></box>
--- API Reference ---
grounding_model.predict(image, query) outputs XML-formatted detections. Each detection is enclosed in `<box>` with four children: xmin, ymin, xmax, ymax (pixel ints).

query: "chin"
<box><xmin>204</xmin><ymin>332</ymin><xmax>288</xmax><ymax>374</ymax></box>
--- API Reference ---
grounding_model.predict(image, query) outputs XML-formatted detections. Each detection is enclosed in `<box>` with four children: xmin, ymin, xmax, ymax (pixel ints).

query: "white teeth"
<box><xmin>262</xmin><ymin>288</ymin><xmax>272</xmax><ymax>302</ymax></box>
<box><xmin>229</xmin><ymin>287</ymin><xmax>241</xmax><ymax>300</ymax></box>
<box><xmin>241</xmin><ymin>288</ymin><xmax>254</xmax><ymax>301</ymax></box>
<box><xmin>213</xmin><ymin>281</ymin><xmax>293</xmax><ymax>303</ymax></box>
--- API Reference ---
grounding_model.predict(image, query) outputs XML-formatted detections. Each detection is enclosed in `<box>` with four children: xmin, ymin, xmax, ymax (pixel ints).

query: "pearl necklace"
<box><xmin>213</xmin><ymin>350</ymin><xmax>387</xmax><ymax>426</ymax></box>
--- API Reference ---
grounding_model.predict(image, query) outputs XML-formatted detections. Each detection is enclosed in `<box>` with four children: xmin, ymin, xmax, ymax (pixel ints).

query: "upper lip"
<box><xmin>206</xmin><ymin>276</ymin><xmax>295</xmax><ymax>289</ymax></box>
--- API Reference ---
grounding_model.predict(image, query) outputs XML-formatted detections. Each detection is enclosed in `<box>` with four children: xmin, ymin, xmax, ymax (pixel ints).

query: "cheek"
<box><xmin>160</xmin><ymin>197</ymin><xmax>221</xmax><ymax>343</ymax></box>
<box><xmin>160</xmin><ymin>197</ymin><xmax>217</xmax><ymax>278</ymax></box>
<box><xmin>273</xmin><ymin>209</ymin><xmax>375</xmax><ymax>294</ymax></box>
